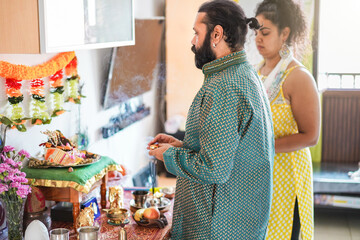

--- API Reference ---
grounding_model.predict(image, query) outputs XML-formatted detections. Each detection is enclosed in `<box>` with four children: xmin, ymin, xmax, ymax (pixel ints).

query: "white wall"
<box><xmin>165</xmin><ymin>0</ymin><xmax>262</xmax><ymax>120</ymax></box>
<box><xmin>242</xmin><ymin>0</ymin><xmax>263</xmax><ymax>65</ymax></box>
<box><xmin>0</xmin><ymin>0</ymin><xmax>164</xmax><ymax>183</ymax></box>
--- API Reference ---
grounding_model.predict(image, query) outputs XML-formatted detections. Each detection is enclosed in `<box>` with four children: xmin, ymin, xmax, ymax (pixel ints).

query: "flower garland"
<box><xmin>29</xmin><ymin>79</ymin><xmax>51</xmax><ymax>125</ymax></box>
<box><xmin>0</xmin><ymin>52</ymin><xmax>81</xmax><ymax>131</ymax></box>
<box><xmin>5</xmin><ymin>78</ymin><xmax>27</xmax><ymax>131</ymax></box>
<box><xmin>49</xmin><ymin>70</ymin><xmax>66</xmax><ymax>117</ymax></box>
<box><xmin>65</xmin><ymin>57</ymin><xmax>83</xmax><ymax>104</ymax></box>
<box><xmin>0</xmin><ymin>52</ymin><xmax>75</xmax><ymax>80</ymax></box>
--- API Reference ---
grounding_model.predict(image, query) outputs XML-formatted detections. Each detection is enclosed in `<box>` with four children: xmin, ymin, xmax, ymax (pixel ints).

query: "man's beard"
<box><xmin>191</xmin><ymin>32</ymin><xmax>216</xmax><ymax>69</ymax></box>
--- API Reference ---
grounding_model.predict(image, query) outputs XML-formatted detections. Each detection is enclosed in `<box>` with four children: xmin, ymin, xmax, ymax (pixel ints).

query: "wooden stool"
<box><xmin>37</xmin><ymin>174</ymin><xmax>108</xmax><ymax>230</ymax></box>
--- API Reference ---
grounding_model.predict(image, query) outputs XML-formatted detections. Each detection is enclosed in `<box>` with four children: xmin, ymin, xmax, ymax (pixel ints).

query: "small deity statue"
<box><xmin>109</xmin><ymin>186</ymin><xmax>124</xmax><ymax>209</ymax></box>
<box><xmin>76</xmin><ymin>204</ymin><xmax>94</xmax><ymax>228</ymax></box>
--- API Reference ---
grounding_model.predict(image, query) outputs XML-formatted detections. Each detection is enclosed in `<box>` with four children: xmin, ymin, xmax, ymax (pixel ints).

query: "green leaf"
<box><xmin>32</xmin><ymin>94</ymin><xmax>45</xmax><ymax>102</ymax></box>
<box><xmin>15</xmin><ymin>124</ymin><xmax>27</xmax><ymax>132</ymax></box>
<box><xmin>0</xmin><ymin>116</ymin><xmax>13</xmax><ymax>125</ymax></box>
<box><xmin>8</xmin><ymin>96</ymin><xmax>24</xmax><ymax>104</ymax></box>
<box><xmin>43</xmin><ymin>119</ymin><xmax>52</xmax><ymax>124</ymax></box>
<box><xmin>50</xmin><ymin>86</ymin><xmax>64</xmax><ymax>94</ymax></box>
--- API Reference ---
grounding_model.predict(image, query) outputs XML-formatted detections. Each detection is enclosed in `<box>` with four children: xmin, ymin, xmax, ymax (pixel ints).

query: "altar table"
<box><xmin>22</xmin><ymin>156</ymin><xmax>121</xmax><ymax>230</ymax></box>
<box><xmin>51</xmin><ymin>190</ymin><xmax>173</xmax><ymax>240</ymax></box>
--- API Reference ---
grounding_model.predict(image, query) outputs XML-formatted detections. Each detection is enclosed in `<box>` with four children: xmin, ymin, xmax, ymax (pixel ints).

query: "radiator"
<box><xmin>322</xmin><ymin>89</ymin><xmax>360</xmax><ymax>163</ymax></box>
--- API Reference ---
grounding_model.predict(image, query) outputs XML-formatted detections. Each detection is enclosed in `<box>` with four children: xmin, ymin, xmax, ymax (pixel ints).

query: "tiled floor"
<box><xmin>315</xmin><ymin>209</ymin><xmax>360</xmax><ymax>240</ymax></box>
<box><xmin>158</xmin><ymin>175</ymin><xmax>360</xmax><ymax>240</ymax></box>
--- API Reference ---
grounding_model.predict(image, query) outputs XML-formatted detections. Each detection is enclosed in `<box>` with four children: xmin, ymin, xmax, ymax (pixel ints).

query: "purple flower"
<box><xmin>4</xmin><ymin>174</ymin><xmax>15</xmax><ymax>182</ymax></box>
<box><xmin>0</xmin><ymin>145</ymin><xmax>31</xmax><ymax>199</ymax></box>
<box><xmin>9</xmin><ymin>168</ymin><xmax>21</xmax><ymax>176</ymax></box>
<box><xmin>0</xmin><ymin>163</ymin><xmax>11</xmax><ymax>173</ymax></box>
<box><xmin>2</xmin><ymin>146</ymin><xmax>15</xmax><ymax>153</ymax></box>
<box><xmin>16</xmin><ymin>185</ymin><xmax>31</xmax><ymax>198</ymax></box>
<box><xmin>4</xmin><ymin>157</ymin><xmax>17</xmax><ymax>167</ymax></box>
<box><xmin>10</xmin><ymin>181</ymin><xmax>21</xmax><ymax>189</ymax></box>
<box><xmin>13</xmin><ymin>161</ymin><xmax>22</xmax><ymax>168</ymax></box>
<box><xmin>13</xmin><ymin>176</ymin><xmax>28</xmax><ymax>184</ymax></box>
<box><xmin>0</xmin><ymin>184</ymin><xmax>8</xmax><ymax>194</ymax></box>
<box><xmin>18</xmin><ymin>149</ymin><xmax>30</xmax><ymax>158</ymax></box>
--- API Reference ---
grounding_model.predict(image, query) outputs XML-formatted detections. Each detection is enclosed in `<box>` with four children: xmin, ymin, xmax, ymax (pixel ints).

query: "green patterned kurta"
<box><xmin>163</xmin><ymin>51</ymin><xmax>274</xmax><ymax>240</ymax></box>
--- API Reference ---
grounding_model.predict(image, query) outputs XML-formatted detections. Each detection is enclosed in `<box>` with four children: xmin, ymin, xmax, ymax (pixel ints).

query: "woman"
<box><xmin>254</xmin><ymin>0</ymin><xmax>320</xmax><ymax>239</ymax></box>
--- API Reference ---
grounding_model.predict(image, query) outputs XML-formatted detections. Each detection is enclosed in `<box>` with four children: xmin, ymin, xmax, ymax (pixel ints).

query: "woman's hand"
<box><xmin>147</xmin><ymin>133</ymin><xmax>183</xmax><ymax>149</ymax></box>
<box><xmin>148</xmin><ymin>143</ymin><xmax>172</xmax><ymax>161</ymax></box>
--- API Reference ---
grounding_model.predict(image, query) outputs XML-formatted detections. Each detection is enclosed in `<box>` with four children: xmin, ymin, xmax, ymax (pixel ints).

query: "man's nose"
<box><xmin>191</xmin><ymin>36</ymin><xmax>196</xmax><ymax>46</ymax></box>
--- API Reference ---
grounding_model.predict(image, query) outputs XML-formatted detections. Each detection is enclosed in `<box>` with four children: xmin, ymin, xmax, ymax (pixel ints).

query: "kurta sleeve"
<box><xmin>163</xmin><ymin>79</ymin><xmax>253</xmax><ymax>184</ymax></box>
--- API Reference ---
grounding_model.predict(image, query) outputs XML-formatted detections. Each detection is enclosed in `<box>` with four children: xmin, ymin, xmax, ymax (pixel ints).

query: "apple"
<box><xmin>134</xmin><ymin>208</ymin><xmax>145</xmax><ymax>221</ymax></box>
<box><xmin>143</xmin><ymin>207</ymin><xmax>160</xmax><ymax>220</ymax></box>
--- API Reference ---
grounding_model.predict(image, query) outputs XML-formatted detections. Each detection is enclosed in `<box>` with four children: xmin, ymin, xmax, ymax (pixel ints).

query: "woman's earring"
<box><xmin>213</xmin><ymin>43</ymin><xmax>216</xmax><ymax>48</ymax></box>
<box><xmin>279</xmin><ymin>43</ymin><xmax>290</xmax><ymax>59</ymax></box>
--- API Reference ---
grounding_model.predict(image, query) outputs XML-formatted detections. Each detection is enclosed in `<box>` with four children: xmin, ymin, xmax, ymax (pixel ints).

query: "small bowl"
<box><xmin>130</xmin><ymin>197</ymin><xmax>171</xmax><ymax>213</ymax></box>
<box><xmin>132</xmin><ymin>213</ymin><xmax>168</xmax><ymax>228</ymax></box>
<box><xmin>105</xmin><ymin>208</ymin><xmax>130</xmax><ymax>226</ymax></box>
<box><xmin>160</xmin><ymin>187</ymin><xmax>175</xmax><ymax>199</ymax></box>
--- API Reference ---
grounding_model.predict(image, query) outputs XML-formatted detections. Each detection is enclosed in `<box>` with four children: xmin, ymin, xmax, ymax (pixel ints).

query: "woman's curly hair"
<box><xmin>255</xmin><ymin>0</ymin><xmax>307</xmax><ymax>47</ymax></box>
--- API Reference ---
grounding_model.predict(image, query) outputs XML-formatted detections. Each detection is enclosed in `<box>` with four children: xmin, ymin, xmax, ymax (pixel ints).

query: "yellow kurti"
<box><xmin>264</xmin><ymin>67</ymin><xmax>314</xmax><ymax>240</ymax></box>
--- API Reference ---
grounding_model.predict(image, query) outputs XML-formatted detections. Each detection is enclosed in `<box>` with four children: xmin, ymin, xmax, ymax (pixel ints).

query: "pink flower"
<box><xmin>0</xmin><ymin>145</ymin><xmax>31</xmax><ymax>199</ymax></box>
<box><xmin>16</xmin><ymin>185</ymin><xmax>31</xmax><ymax>198</ymax></box>
<box><xmin>2</xmin><ymin>146</ymin><xmax>14</xmax><ymax>153</ymax></box>
<box><xmin>13</xmin><ymin>176</ymin><xmax>28</xmax><ymax>184</ymax></box>
<box><xmin>0</xmin><ymin>163</ymin><xmax>11</xmax><ymax>173</ymax></box>
<box><xmin>13</xmin><ymin>161</ymin><xmax>22</xmax><ymax>168</ymax></box>
<box><xmin>9</xmin><ymin>168</ymin><xmax>21</xmax><ymax>176</ymax></box>
<box><xmin>18</xmin><ymin>149</ymin><xmax>30</xmax><ymax>158</ymax></box>
<box><xmin>4</xmin><ymin>157</ymin><xmax>17</xmax><ymax>167</ymax></box>
<box><xmin>0</xmin><ymin>184</ymin><xmax>8</xmax><ymax>194</ymax></box>
<box><xmin>4</xmin><ymin>174</ymin><xmax>15</xmax><ymax>182</ymax></box>
<box><xmin>10</xmin><ymin>181</ymin><xmax>21</xmax><ymax>189</ymax></box>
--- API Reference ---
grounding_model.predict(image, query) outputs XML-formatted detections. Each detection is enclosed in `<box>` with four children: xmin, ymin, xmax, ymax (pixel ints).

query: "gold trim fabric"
<box><xmin>27</xmin><ymin>164</ymin><xmax>121</xmax><ymax>193</ymax></box>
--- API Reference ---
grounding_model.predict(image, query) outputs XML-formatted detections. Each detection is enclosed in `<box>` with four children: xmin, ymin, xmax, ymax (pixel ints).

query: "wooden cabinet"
<box><xmin>0</xmin><ymin>0</ymin><xmax>134</xmax><ymax>54</ymax></box>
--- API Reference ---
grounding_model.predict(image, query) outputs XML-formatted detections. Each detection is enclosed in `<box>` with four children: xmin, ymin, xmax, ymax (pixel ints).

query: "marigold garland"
<box><xmin>0</xmin><ymin>52</ymin><xmax>75</xmax><ymax>80</ymax></box>
<box><xmin>49</xmin><ymin>70</ymin><xmax>65</xmax><ymax>117</ymax></box>
<box><xmin>29</xmin><ymin>79</ymin><xmax>51</xmax><ymax>125</ymax></box>
<box><xmin>0</xmin><ymin>52</ymin><xmax>81</xmax><ymax>131</ymax></box>
<box><xmin>65</xmin><ymin>57</ymin><xmax>82</xmax><ymax>104</ymax></box>
<box><xmin>5</xmin><ymin>78</ymin><xmax>27</xmax><ymax>131</ymax></box>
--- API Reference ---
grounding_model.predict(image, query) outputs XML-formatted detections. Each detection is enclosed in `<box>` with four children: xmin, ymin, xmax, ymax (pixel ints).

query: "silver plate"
<box><xmin>130</xmin><ymin>197</ymin><xmax>171</xmax><ymax>211</ymax></box>
<box><xmin>28</xmin><ymin>155</ymin><xmax>100</xmax><ymax>168</ymax></box>
<box><xmin>50</xmin><ymin>160</ymin><xmax>99</xmax><ymax>168</ymax></box>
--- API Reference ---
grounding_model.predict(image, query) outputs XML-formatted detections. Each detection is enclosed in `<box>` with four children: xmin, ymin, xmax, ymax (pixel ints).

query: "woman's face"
<box><xmin>255</xmin><ymin>14</ymin><xmax>284</xmax><ymax>59</ymax></box>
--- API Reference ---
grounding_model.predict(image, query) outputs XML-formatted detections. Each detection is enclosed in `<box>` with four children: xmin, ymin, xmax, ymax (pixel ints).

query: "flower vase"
<box><xmin>2</xmin><ymin>197</ymin><xmax>26</xmax><ymax>240</ymax></box>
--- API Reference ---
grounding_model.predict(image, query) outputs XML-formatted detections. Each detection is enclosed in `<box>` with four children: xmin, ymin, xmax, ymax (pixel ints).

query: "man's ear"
<box><xmin>281</xmin><ymin>27</ymin><xmax>291</xmax><ymax>43</ymax></box>
<box><xmin>211</xmin><ymin>25</ymin><xmax>224</xmax><ymax>44</ymax></box>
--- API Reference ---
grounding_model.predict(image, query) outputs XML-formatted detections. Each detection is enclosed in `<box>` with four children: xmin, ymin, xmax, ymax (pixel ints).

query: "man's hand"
<box><xmin>147</xmin><ymin>133</ymin><xmax>183</xmax><ymax>149</ymax></box>
<box><xmin>148</xmin><ymin>143</ymin><xmax>172</xmax><ymax>161</ymax></box>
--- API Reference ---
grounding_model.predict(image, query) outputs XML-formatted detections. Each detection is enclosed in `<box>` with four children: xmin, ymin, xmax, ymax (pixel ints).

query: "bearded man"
<box><xmin>148</xmin><ymin>1</ymin><xmax>274</xmax><ymax>239</ymax></box>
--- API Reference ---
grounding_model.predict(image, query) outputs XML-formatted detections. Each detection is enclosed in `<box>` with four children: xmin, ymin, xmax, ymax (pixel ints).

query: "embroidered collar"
<box><xmin>202</xmin><ymin>50</ymin><xmax>247</xmax><ymax>75</ymax></box>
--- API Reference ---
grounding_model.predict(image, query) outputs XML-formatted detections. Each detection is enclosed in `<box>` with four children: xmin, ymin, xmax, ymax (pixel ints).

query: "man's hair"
<box><xmin>198</xmin><ymin>0</ymin><xmax>255</xmax><ymax>51</ymax></box>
